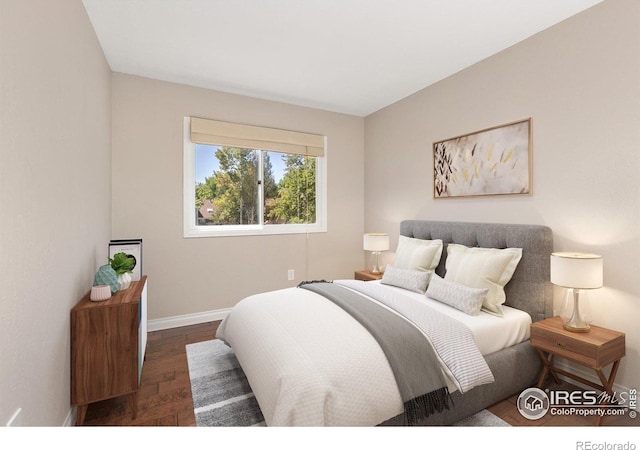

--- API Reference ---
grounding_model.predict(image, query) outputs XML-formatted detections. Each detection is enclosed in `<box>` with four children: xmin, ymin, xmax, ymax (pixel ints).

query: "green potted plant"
<box><xmin>109</xmin><ymin>252</ymin><xmax>135</xmax><ymax>290</ymax></box>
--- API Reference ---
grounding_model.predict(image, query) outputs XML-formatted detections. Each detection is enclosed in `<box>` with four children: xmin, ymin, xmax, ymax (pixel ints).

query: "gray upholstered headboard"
<box><xmin>400</xmin><ymin>220</ymin><xmax>553</xmax><ymax>322</ymax></box>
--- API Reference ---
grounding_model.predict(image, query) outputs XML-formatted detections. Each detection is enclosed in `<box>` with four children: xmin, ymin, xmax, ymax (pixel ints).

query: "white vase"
<box><xmin>90</xmin><ymin>285</ymin><xmax>112</xmax><ymax>302</ymax></box>
<box><xmin>117</xmin><ymin>272</ymin><xmax>132</xmax><ymax>291</ymax></box>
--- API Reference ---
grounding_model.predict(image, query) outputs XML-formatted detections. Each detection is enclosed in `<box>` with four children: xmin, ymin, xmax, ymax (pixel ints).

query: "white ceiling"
<box><xmin>82</xmin><ymin>0</ymin><xmax>603</xmax><ymax>117</ymax></box>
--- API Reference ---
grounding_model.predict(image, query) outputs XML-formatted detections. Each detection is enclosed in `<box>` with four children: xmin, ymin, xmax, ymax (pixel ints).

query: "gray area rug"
<box><xmin>186</xmin><ymin>338</ymin><xmax>265</xmax><ymax>426</ymax></box>
<box><xmin>186</xmin><ymin>339</ymin><xmax>510</xmax><ymax>427</ymax></box>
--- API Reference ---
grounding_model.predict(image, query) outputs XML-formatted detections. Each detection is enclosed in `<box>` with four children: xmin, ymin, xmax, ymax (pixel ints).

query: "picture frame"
<box><xmin>109</xmin><ymin>239</ymin><xmax>143</xmax><ymax>281</ymax></box>
<box><xmin>433</xmin><ymin>118</ymin><xmax>532</xmax><ymax>198</ymax></box>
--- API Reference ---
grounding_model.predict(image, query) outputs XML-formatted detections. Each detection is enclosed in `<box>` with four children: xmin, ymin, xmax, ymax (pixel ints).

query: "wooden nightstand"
<box><xmin>530</xmin><ymin>316</ymin><xmax>625</xmax><ymax>425</ymax></box>
<box><xmin>354</xmin><ymin>270</ymin><xmax>383</xmax><ymax>281</ymax></box>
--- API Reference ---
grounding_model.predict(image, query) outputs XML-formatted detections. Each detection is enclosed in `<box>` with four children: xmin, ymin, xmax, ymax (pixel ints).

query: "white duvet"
<box><xmin>215</xmin><ymin>281</ymin><xmax>530</xmax><ymax>426</ymax></box>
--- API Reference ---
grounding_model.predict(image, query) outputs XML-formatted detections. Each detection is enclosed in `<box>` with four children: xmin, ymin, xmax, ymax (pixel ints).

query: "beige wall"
<box><xmin>0</xmin><ymin>1</ymin><xmax>111</xmax><ymax>426</ymax></box>
<box><xmin>111</xmin><ymin>74</ymin><xmax>364</xmax><ymax>322</ymax></box>
<box><xmin>364</xmin><ymin>0</ymin><xmax>640</xmax><ymax>390</ymax></box>
<box><xmin>2</xmin><ymin>0</ymin><xmax>636</xmax><ymax>426</ymax></box>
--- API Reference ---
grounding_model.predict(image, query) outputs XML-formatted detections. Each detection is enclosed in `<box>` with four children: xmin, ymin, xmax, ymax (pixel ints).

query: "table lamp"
<box><xmin>550</xmin><ymin>252</ymin><xmax>603</xmax><ymax>332</ymax></box>
<box><xmin>363</xmin><ymin>233</ymin><xmax>389</xmax><ymax>274</ymax></box>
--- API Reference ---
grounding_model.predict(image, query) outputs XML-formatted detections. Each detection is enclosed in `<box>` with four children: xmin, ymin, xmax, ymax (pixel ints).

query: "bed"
<box><xmin>216</xmin><ymin>220</ymin><xmax>553</xmax><ymax>426</ymax></box>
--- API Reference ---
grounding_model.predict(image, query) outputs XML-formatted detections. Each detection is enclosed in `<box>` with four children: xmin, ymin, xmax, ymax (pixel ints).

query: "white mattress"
<box><xmin>365</xmin><ymin>280</ymin><xmax>532</xmax><ymax>355</ymax></box>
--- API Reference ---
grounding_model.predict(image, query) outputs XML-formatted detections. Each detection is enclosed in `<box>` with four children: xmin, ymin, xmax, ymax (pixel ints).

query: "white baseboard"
<box><xmin>63</xmin><ymin>407</ymin><xmax>76</xmax><ymax>427</ymax></box>
<box><xmin>147</xmin><ymin>307</ymin><xmax>232</xmax><ymax>332</ymax></box>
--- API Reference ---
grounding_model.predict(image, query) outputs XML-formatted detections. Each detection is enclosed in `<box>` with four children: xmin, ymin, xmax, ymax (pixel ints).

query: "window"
<box><xmin>183</xmin><ymin>117</ymin><xmax>327</xmax><ymax>237</ymax></box>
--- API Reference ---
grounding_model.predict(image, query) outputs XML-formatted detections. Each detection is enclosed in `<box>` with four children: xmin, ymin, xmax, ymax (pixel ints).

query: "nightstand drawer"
<box><xmin>531</xmin><ymin>327</ymin><xmax>596</xmax><ymax>365</ymax></box>
<box><xmin>530</xmin><ymin>317</ymin><xmax>625</xmax><ymax>368</ymax></box>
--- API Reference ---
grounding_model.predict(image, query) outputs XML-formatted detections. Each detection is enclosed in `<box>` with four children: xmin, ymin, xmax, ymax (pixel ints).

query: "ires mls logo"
<box><xmin>517</xmin><ymin>387</ymin><xmax>638</xmax><ymax>420</ymax></box>
<box><xmin>629</xmin><ymin>388</ymin><xmax>637</xmax><ymax>419</ymax></box>
<box><xmin>517</xmin><ymin>387</ymin><xmax>550</xmax><ymax>420</ymax></box>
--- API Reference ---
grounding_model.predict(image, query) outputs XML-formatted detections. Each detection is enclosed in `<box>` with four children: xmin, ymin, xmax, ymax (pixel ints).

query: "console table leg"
<box><xmin>76</xmin><ymin>404</ymin><xmax>88</xmax><ymax>426</ymax></box>
<box><xmin>128</xmin><ymin>392</ymin><xmax>138</xmax><ymax>420</ymax></box>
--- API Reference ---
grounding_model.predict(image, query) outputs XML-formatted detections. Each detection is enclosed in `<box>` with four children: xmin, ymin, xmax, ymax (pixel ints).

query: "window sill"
<box><xmin>183</xmin><ymin>223</ymin><xmax>327</xmax><ymax>238</ymax></box>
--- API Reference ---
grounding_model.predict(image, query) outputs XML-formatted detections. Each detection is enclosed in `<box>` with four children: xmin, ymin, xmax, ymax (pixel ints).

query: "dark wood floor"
<box><xmin>81</xmin><ymin>321</ymin><xmax>637</xmax><ymax>427</ymax></box>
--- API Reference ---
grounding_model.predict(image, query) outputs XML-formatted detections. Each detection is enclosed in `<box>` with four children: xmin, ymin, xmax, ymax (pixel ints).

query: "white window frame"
<box><xmin>183</xmin><ymin>117</ymin><xmax>327</xmax><ymax>237</ymax></box>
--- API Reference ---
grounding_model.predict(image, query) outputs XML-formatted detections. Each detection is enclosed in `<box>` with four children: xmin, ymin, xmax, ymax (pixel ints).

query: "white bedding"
<box><xmin>215</xmin><ymin>281</ymin><xmax>531</xmax><ymax>426</ymax></box>
<box><xmin>367</xmin><ymin>280</ymin><xmax>532</xmax><ymax>355</ymax></box>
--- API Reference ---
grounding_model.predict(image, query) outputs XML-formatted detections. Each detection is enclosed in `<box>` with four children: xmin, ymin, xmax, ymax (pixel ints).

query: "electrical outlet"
<box><xmin>287</xmin><ymin>269</ymin><xmax>295</xmax><ymax>281</ymax></box>
<box><xmin>6</xmin><ymin>408</ymin><xmax>22</xmax><ymax>427</ymax></box>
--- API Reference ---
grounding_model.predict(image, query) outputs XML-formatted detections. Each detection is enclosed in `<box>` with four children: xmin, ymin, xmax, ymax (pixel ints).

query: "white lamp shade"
<box><xmin>363</xmin><ymin>233</ymin><xmax>389</xmax><ymax>252</ymax></box>
<box><xmin>550</xmin><ymin>252</ymin><xmax>603</xmax><ymax>289</ymax></box>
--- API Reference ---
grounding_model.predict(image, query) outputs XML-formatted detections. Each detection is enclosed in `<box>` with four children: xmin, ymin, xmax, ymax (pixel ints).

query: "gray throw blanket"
<box><xmin>299</xmin><ymin>281</ymin><xmax>451</xmax><ymax>425</ymax></box>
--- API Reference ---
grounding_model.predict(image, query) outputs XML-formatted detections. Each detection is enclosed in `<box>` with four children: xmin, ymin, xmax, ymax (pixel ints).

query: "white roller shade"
<box><xmin>190</xmin><ymin>117</ymin><xmax>325</xmax><ymax>157</ymax></box>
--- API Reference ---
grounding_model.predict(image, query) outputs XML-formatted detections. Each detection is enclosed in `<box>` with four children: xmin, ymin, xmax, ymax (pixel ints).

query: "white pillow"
<box><xmin>381</xmin><ymin>265</ymin><xmax>432</xmax><ymax>294</ymax></box>
<box><xmin>444</xmin><ymin>243</ymin><xmax>522</xmax><ymax>316</ymax></box>
<box><xmin>426</xmin><ymin>274</ymin><xmax>488</xmax><ymax>316</ymax></box>
<box><xmin>394</xmin><ymin>236</ymin><xmax>443</xmax><ymax>272</ymax></box>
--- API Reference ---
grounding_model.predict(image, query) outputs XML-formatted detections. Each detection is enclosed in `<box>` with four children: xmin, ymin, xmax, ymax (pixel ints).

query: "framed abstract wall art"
<box><xmin>433</xmin><ymin>118</ymin><xmax>532</xmax><ymax>198</ymax></box>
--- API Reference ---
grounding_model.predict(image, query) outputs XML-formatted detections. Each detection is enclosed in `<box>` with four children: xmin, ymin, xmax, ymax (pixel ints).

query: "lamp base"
<box><xmin>370</xmin><ymin>251</ymin><xmax>382</xmax><ymax>274</ymax></box>
<box><xmin>560</xmin><ymin>288</ymin><xmax>592</xmax><ymax>333</ymax></box>
<box><xmin>562</xmin><ymin>322</ymin><xmax>590</xmax><ymax>333</ymax></box>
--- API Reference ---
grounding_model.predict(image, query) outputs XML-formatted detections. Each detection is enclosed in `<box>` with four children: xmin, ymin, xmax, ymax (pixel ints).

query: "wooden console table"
<box><xmin>71</xmin><ymin>276</ymin><xmax>148</xmax><ymax>425</ymax></box>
